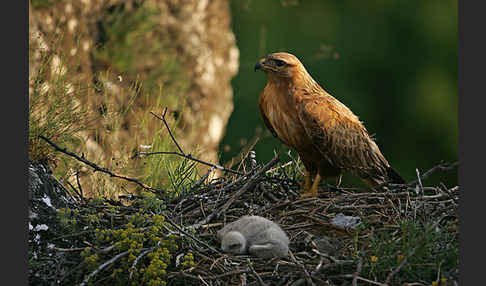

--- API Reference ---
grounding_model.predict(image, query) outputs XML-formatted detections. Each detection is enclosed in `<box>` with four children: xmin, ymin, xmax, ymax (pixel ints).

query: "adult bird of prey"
<box><xmin>254</xmin><ymin>52</ymin><xmax>405</xmax><ymax>198</ymax></box>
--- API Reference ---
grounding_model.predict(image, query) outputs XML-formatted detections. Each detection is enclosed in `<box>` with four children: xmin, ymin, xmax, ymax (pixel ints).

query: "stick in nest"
<box><xmin>352</xmin><ymin>257</ymin><xmax>363</xmax><ymax>286</ymax></box>
<box><xmin>289</xmin><ymin>250</ymin><xmax>316</xmax><ymax>286</ymax></box>
<box><xmin>247</xmin><ymin>259</ymin><xmax>267</xmax><ymax>286</ymax></box>
<box><xmin>165</xmin><ymin>216</ymin><xmax>222</xmax><ymax>255</ymax></box>
<box><xmin>79</xmin><ymin>249</ymin><xmax>133</xmax><ymax>286</ymax></box>
<box><xmin>129</xmin><ymin>247</ymin><xmax>155</xmax><ymax>281</ymax></box>
<box><xmin>188</xmin><ymin>156</ymin><xmax>279</xmax><ymax>230</ymax></box>
<box><xmin>407</xmin><ymin>161</ymin><xmax>458</xmax><ymax>187</ymax></box>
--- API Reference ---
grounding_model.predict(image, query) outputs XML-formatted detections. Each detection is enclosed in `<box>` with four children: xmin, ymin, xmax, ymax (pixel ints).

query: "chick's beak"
<box><xmin>254</xmin><ymin>59</ymin><xmax>265</xmax><ymax>71</ymax></box>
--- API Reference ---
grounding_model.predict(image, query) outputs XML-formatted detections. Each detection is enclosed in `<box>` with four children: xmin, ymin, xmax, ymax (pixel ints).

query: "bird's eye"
<box><xmin>275</xmin><ymin>60</ymin><xmax>286</xmax><ymax>67</ymax></box>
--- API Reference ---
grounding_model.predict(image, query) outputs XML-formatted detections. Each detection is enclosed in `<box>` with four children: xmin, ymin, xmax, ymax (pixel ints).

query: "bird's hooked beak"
<box><xmin>254</xmin><ymin>59</ymin><xmax>265</xmax><ymax>72</ymax></box>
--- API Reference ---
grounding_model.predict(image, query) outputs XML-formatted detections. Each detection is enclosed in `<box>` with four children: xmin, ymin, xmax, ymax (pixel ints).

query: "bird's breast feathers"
<box><xmin>259</xmin><ymin>84</ymin><xmax>311</xmax><ymax>150</ymax></box>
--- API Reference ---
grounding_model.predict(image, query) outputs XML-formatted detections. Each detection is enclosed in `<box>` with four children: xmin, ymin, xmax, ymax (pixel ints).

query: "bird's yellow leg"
<box><xmin>301</xmin><ymin>173</ymin><xmax>321</xmax><ymax>198</ymax></box>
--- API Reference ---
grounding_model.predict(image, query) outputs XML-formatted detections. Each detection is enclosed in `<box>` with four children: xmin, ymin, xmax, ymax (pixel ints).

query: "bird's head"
<box><xmin>254</xmin><ymin>52</ymin><xmax>304</xmax><ymax>79</ymax></box>
<box><xmin>221</xmin><ymin>231</ymin><xmax>247</xmax><ymax>254</ymax></box>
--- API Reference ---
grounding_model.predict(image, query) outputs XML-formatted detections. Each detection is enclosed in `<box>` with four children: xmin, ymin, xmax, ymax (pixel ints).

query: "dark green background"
<box><xmin>220</xmin><ymin>0</ymin><xmax>458</xmax><ymax>187</ymax></box>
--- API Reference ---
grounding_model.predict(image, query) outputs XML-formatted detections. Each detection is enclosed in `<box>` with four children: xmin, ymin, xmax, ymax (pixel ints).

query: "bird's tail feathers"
<box><xmin>386</xmin><ymin>167</ymin><xmax>406</xmax><ymax>184</ymax></box>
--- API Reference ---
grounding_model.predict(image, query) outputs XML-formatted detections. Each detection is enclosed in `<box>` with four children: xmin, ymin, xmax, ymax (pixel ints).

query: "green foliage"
<box><xmin>138</xmin><ymin>192</ymin><xmax>167</xmax><ymax>214</ymax></box>
<box><xmin>135</xmin><ymin>114</ymin><xmax>201</xmax><ymax>197</ymax></box>
<box><xmin>272</xmin><ymin>150</ymin><xmax>305</xmax><ymax>182</ymax></box>
<box><xmin>59</xmin><ymin>202</ymin><xmax>186</xmax><ymax>286</ymax></box>
<box><xmin>57</xmin><ymin>208</ymin><xmax>79</xmax><ymax>229</ymax></box>
<box><xmin>94</xmin><ymin>2</ymin><xmax>189</xmax><ymax>101</ymax></box>
<box><xmin>83</xmin><ymin>2</ymin><xmax>195</xmax><ymax>198</ymax></box>
<box><xmin>357</xmin><ymin>220</ymin><xmax>458</xmax><ymax>284</ymax></box>
<box><xmin>180</xmin><ymin>252</ymin><xmax>195</xmax><ymax>269</ymax></box>
<box><xmin>29</xmin><ymin>33</ymin><xmax>90</xmax><ymax>166</ymax></box>
<box><xmin>30</xmin><ymin>0</ymin><xmax>58</xmax><ymax>9</ymax></box>
<box><xmin>89</xmin><ymin>212</ymin><xmax>179</xmax><ymax>285</ymax></box>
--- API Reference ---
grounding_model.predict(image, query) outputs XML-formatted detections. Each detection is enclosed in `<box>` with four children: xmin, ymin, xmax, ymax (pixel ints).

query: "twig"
<box><xmin>52</xmin><ymin>230</ymin><xmax>94</xmax><ymax>241</ymax></box>
<box><xmin>191</xmin><ymin>166</ymin><xmax>216</xmax><ymax>191</ymax></box>
<box><xmin>151</xmin><ymin>109</ymin><xmax>184</xmax><ymax>154</ymax></box>
<box><xmin>240</xmin><ymin>272</ymin><xmax>248</xmax><ymax>286</ymax></box>
<box><xmin>312</xmin><ymin>260</ymin><xmax>355</xmax><ymax>274</ymax></box>
<box><xmin>129</xmin><ymin>247</ymin><xmax>155</xmax><ymax>281</ymax></box>
<box><xmin>247</xmin><ymin>259</ymin><xmax>267</xmax><ymax>286</ymax></box>
<box><xmin>197</xmin><ymin>275</ymin><xmax>211</xmax><ymax>286</ymax></box>
<box><xmin>385</xmin><ymin>245</ymin><xmax>420</xmax><ymax>285</ymax></box>
<box><xmin>76</xmin><ymin>171</ymin><xmax>84</xmax><ymax>200</ymax></box>
<box><xmin>415</xmin><ymin>168</ymin><xmax>424</xmax><ymax>195</ymax></box>
<box><xmin>265</xmin><ymin>161</ymin><xmax>294</xmax><ymax>175</ymax></box>
<box><xmin>188</xmin><ymin>157</ymin><xmax>279</xmax><ymax>230</ymax></box>
<box><xmin>210</xmin><ymin>269</ymin><xmax>250</xmax><ymax>279</ymax></box>
<box><xmin>50</xmin><ymin>247</ymin><xmax>86</xmax><ymax>252</ymax></box>
<box><xmin>165</xmin><ymin>217</ymin><xmax>222</xmax><ymax>254</ymax></box>
<box><xmin>39</xmin><ymin>135</ymin><xmax>165</xmax><ymax>194</ymax></box>
<box><xmin>384</xmin><ymin>218</ymin><xmax>445</xmax><ymax>284</ymax></box>
<box><xmin>138</xmin><ymin>151</ymin><xmax>244</xmax><ymax>175</ymax></box>
<box><xmin>333</xmin><ymin>274</ymin><xmax>388</xmax><ymax>286</ymax></box>
<box><xmin>311</xmin><ymin>249</ymin><xmax>340</xmax><ymax>264</ymax></box>
<box><xmin>217</xmin><ymin>157</ymin><xmax>279</xmax><ymax>217</ymax></box>
<box><xmin>407</xmin><ymin>161</ymin><xmax>459</xmax><ymax>187</ymax></box>
<box><xmin>79</xmin><ymin>250</ymin><xmax>131</xmax><ymax>286</ymax></box>
<box><xmin>65</xmin><ymin>180</ymin><xmax>84</xmax><ymax>203</ymax></box>
<box><xmin>169</xmin><ymin>269</ymin><xmax>250</xmax><ymax>280</ymax></box>
<box><xmin>352</xmin><ymin>257</ymin><xmax>363</xmax><ymax>286</ymax></box>
<box><xmin>98</xmin><ymin>244</ymin><xmax>117</xmax><ymax>254</ymax></box>
<box><xmin>289</xmin><ymin>250</ymin><xmax>315</xmax><ymax>286</ymax></box>
<box><xmin>148</xmin><ymin>109</ymin><xmax>245</xmax><ymax>176</ymax></box>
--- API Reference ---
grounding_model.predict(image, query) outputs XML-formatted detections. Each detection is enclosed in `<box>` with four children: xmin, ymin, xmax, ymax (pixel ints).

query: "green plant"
<box><xmin>30</xmin><ymin>0</ymin><xmax>58</xmax><ymax>9</ymax></box>
<box><xmin>361</xmin><ymin>220</ymin><xmax>458</xmax><ymax>284</ymax></box>
<box><xmin>29</xmin><ymin>32</ymin><xmax>91</xmax><ymax>166</ymax></box>
<box><xmin>136</xmin><ymin>130</ymin><xmax>201</xmax><ymax>197</ymax></box>
<box><xmin>93</xmin><ymin>3</ymin><xmax>189</xmax><ymax>100</ymax></box>
<box><xmin>81</xmin><ymin>210</ymin><xmax>181</xmax><ymax>285</ymax></box>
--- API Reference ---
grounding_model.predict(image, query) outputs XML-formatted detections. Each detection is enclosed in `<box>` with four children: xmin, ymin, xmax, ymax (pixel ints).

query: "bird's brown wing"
<box><xmin>297</xmin><ymin>95</ymin><xmax>390</xmax><ymax>182</ymax></box>
<box><xmin>258</xmin><ymin>96</ymin><xmax>279</xmax><ymax>139</ymax></box>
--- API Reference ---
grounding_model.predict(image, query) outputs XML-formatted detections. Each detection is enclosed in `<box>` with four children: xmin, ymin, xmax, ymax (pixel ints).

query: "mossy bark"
<box><xmin>29</xmin><ymin>0</ymin><xmax>239</xmax><ymax>194</ymax></box>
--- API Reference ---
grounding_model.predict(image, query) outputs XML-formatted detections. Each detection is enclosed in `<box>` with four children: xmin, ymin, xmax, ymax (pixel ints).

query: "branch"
<box><xmin>188</xmin><ymin>156</ymin><xmax>279</xmax><ymax>230</ymax></box>
<box><xmin>407</xmin><ymin>161</ymin><xmax>459</xmax><ymax>187</ymax></box>
<box><xmin>217</xmin><ymin>156</ymin><xmax>279</xmax><ymax>217</ymax></box>
<box><xmin>137</xmin><ymin>110</ymin><xmax>245</xmax><ymax>176</ymax></box>
<box><xmin>165</xmin><ymin>216</ymin><xmax>222</xmax><ymax>255</ymax></box>
<box><xmin>352</xmin><ymin>257</ymin><xmax>363</xmax><ymax>286</ymax></box>
<box><xmin>151</xmin><ymin>108</ymin><xmax>184</xmax><ymax>154</ymax></box>
<box><xmin>137</xmin><ymin>151</ymin><xmax>244</xmax><ymax>176</ymax></box>
<box><xmin>289</xmin><ymin>250</ymin><xmax>315</xmax><ymax>286</ymax></box>
<box><xmin>247</xmin><ymin>259</ymin><xmax>267</xmax><ymax>286</ymax></box>
<box><xmin>79</xmin><ymin>250</ymin><xmax>131</xmax><ymax>286</ymax></box>
<box><xmin>39</xmin><ymin>135</ymin><xmax>165</xmax><ymax>194</ymax></box>
<box><xmin>129</xmin><ymin>247</ymin><xmax>155</xmax><ymax>281</ymax></box>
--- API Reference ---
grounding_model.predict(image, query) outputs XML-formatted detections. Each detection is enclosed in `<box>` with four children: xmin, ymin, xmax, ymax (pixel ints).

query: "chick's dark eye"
<box><xmin>275</xmin><ymin>60</ymin><xmax>286</xmax><ymax>67</ymax></box>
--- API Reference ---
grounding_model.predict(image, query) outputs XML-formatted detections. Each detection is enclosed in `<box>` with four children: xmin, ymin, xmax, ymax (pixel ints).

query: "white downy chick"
<box><xmin>217</xmin><ymin>215</ymin><xmax>289</xmax><ymax>258</ymax></box>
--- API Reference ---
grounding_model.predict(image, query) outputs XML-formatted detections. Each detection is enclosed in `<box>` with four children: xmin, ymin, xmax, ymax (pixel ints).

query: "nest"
<box><xmin>158</xmin><ymin>158</ymin><xmax>458</xmax><ymax>286</ymax></box>
<box><xmin>35</xmin><ymin>113</ymin><xmax>459</xmax><ymax>285</ymax></box>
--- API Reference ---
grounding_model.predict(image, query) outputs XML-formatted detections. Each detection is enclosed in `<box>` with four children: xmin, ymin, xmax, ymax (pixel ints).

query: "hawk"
<box><xmin>255</xmin><ymin>52</ymin><xmax>405</xmax><ymax>198</ymax></box>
